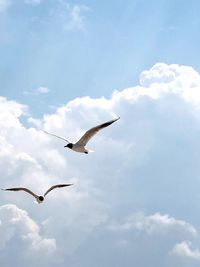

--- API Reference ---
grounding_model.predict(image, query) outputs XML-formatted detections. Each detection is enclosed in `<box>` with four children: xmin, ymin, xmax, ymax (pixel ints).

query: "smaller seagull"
<box><xmin>43</xmin><ymin>117</ymin><xmax>120</xmax><ymax>154</ymax></box>
<box><xmin>2</xmin><ymin>184</ymin><xmax>73</xmax><ymax>204</ymax></box>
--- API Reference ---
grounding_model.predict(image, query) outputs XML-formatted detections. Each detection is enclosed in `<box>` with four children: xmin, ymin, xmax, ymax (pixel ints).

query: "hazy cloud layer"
<box><xmin>24</xmin><ymin>0</ymin><xmax>42</xmax><ymax>5</ymax></box>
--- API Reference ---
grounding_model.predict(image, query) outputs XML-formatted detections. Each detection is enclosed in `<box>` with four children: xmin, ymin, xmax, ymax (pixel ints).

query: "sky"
<box><xmin>1</xmin><ymin>0</ymin><xmax>200</xmax><ymax>267</ymax></box>
<box><xmin>1</xmin><ymin>0</ymin><xmax>200</xmax><ymax>116</ymax></box>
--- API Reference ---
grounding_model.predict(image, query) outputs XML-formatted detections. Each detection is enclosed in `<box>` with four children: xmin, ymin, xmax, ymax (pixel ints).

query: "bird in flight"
<box><xmin>43</xmin><ymin>117</ymin><xmax>120</xmax><ymax>154</ymax></box>
<box><xmin>2</xmin><ymin>184</ymin><xmax>73</xmax><ymax>204</ymax></box>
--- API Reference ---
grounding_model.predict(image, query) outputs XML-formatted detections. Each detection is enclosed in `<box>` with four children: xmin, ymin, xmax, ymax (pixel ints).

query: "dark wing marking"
<box><xmin>1</xmin><ymin>187</ymin><xmax>38</xmax><ymax>200</ymax></box>
<box><xmin>43</xmin><ymin>130</ymin><xmax>70</xmax><ymax>143</ymax></box>
<box><xmin>76</xmin><ymin>117</ymin><xmax>120</xmax><ymax>146</ymax></box>
<box><xmin>44</xmin><ymin>184</ymin><xmax>73</xmax><ymax>197</ymax></box>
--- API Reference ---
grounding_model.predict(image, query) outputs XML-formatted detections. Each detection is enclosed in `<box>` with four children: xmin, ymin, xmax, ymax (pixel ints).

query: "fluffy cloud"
<box><xmin>108</xmin><ymin>213</ymin><xmax>197</xmax><ymax>236</ymax></box>
<box><xmin>171</xmin><ymin>241</ymin><xmax>200</xmax><ymax>261</ymax></box>
<box><xmin>0</xmin><ymin>204</ymin><xmax>56</xmax><ymax>266</ymax></box>
<box><xmin>0</xmin><ymin>204</ymin><xmax>56</xmax><ymax>251</ymax></box>
<box><xmin>1</xmin><ymin>63</ymin><xmax>200</xmax><ymax>266</ymax></box>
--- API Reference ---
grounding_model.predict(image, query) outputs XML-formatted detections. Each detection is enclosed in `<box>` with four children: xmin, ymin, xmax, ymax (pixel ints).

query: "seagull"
<box><xmin>2</xmin><ymin>184</ymin><xmax>73</xmax><ymax>204</ymax></box>
<box><xmin>43</xmin><ymin>117</ymin><xmax>120</xmax><ymax>154</ymax></box>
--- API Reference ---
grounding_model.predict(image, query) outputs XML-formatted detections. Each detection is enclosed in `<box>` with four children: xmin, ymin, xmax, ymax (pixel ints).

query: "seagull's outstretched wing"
<box><xmin>76</xmin><ymin>117</ymin><xmax>120</xmax><ymax>146</ymax></box>
<box><xmin>43</xmin><ymin>130</ymin><xmax>70</xmax><ymax>143</ymax></box>
<box><xmin>44</xmin><ymin>184</ymin><xmax>73</xmax><ymax>197</ymax></box>
<box><xmin>2</xmin><ymin>187</ymin><xmax>38</xmax><ymax>200</ymax></box>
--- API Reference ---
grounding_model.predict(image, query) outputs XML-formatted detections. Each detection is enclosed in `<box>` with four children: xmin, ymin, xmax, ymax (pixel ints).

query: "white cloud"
<box><xmin>171</xmin><ymin>241</ymin><xmax>200</xmax><ymax>261</ymax></box>
<box><xmin>23</xmin><ymin>87</ymin><xmax>50</xmax><ymax>96</ymax></box>
<box><xmin>0</xmin><ymin>96</ymin><xmax>27</xmax><ymax>129</ymax></box>
<box><xmin>0</xmin><ymin>0</ymin><xmax>10</xmax><ymax>12</ymax></box>
<box><xmin>36</xmin><ymin>87</ymin><xmax>50</xmax><ymax>94</ymax></box>
<box><xmin>0</xmin><ymin>204</ymin><xmax>56</xmax><ymax>259</ymax></box>
<box><xmin>2</xmin><ymin>62</ymin><xmax>200</xmax><ymax>266</ymax></box>
<box><xmin>108</xmin><ymin>213</ymin><xmax>197</xmax><ymax>237</ymax></box>
<box><xmin>73</xmin><ymin>213</ymin><xmax>199</xmax><ymax>267</ymax></box>
<box><xmin>138</xmin><ymin>63</ymin><xmax>200</xmax><ymax>105</ymax></box>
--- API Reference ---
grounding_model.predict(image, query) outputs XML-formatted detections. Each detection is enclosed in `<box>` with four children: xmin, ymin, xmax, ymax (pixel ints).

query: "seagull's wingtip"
<box><xmin>114</xmin><ymin>116</ymin><xmax>120</xmax><ymax>121</ymax></box>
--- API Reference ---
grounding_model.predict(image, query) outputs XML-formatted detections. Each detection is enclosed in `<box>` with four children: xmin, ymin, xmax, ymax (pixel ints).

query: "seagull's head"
<box><xmin>38</xmin><ymin>196</ymin><xmax>44</xmax><ymax>203</ymax></box>
<box><xmin>64</xmin><ymin>143</ymin><xmax>73</xmax><ymax>149</ymax></box>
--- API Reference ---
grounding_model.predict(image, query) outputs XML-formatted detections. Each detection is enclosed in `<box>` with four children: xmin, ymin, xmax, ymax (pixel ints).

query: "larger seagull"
<box><xmin>43</xmin><ymin>117</ymin><xmax>120</xmax><ymax>154</ymax></box>
<box><xmin>2</xmin><ymin>184</ymin><xmax>73</xmax><ymax>204</ymax></box>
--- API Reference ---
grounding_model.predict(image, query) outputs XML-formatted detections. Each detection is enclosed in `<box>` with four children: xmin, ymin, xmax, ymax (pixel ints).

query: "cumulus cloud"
<box><xmin>0</xmin><ymin>204</ymin><xmax>56</xmax><ymax>265</ymax></box>
<box><xmin>108</xmin><ymin>213</ymin><xmax>197</xmax><ymax>236</ymax></box>
<box><xmin>2</xmin><ymin>62</ymin><xmax>200</xmax><ymax>266</ymax></box>
<box><xmin>139</xmin><ymin>63</ymin><xmax>200</xmax><ymax>104</ymax></box>
<box><xmin>171</xmin><ymin>241</ymin><xmax>200</xmax><ymax>261</ymax></box>
<box><xmin>0</xmin><ymin>204</ymin><xmax>56</xmax><ymax>251</ymax></box>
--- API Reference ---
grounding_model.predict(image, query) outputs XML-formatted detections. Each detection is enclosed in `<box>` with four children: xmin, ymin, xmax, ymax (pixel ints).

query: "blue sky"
<box><xmin>1</xmin><ymin>0</ymin><xmax>200</xmax><ymax>116</ymax></box>
<box><xmin>2</xmin><ymin>1</ymin><xmax>200</xmax><ymax>267</ymax></box>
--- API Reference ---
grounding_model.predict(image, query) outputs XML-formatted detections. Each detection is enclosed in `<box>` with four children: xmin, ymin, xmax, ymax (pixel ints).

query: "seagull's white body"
<box><xmin>43</xmin><ymin>117</ymin><xmax>120</xmax><ymax>154</ymax></box>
